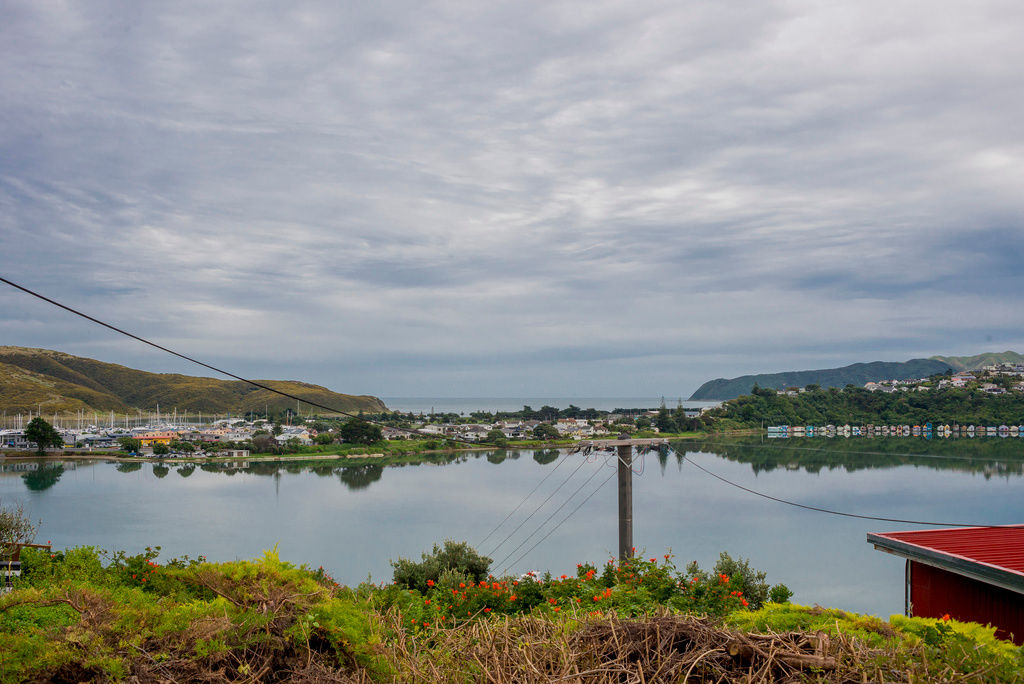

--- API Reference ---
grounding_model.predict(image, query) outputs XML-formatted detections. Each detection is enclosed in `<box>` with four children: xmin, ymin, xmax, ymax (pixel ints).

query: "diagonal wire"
<box><xmin>493</xmin><ymin>458</ymin><xmax>609</xmax><ymax>572</ymax></box>
<box><xmin>476</xmin><ymin>451</ymin><xmax>570</xmax><ymax>548</ymax></box>
<box><xmin>484</xmin><ymin>455</ymin><xmax>590</xmax><ymax>557</ymax></box>
<box><xmin>502</xmin><ymin>469</ymin><xmax>617</xmax><ymax>575</ymax></box>
<box><xmin>0</xmin><ymin>275</ymin><xmax>490</xmax><ymax>446</ymax></box>
<box><xmin>673</xmin><ymin>447</ymin><xmax>1016</xmax><ymax>528</ymax></box>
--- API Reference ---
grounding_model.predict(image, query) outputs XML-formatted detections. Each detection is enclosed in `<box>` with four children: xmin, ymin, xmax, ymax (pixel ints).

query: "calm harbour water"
<box><xmin>2</xmin><ymin>438</ymin><xmax>1021</xmax><ymax>618</ymax></box>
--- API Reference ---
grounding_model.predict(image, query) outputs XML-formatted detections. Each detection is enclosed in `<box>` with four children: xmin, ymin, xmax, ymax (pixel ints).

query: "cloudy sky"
<box><xmin>2</xmin><ymin>1</ymin><xmax>1023</xmax><ymax>399</ymax></box>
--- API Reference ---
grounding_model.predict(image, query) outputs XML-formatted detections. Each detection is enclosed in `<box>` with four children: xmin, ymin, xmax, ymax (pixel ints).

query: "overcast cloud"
<box><xmin>2</xmin><ymin>1</ymin><xmax>1023</xmax><ymax>399</ymax></box>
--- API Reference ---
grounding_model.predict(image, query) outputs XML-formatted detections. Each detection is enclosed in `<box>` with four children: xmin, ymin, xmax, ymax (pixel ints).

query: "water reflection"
<box><xmin>682</xmin><ymin>437</ymin><xmax>1024</xmax><ymax>479</ymax></box>
<box><xmin>338</xmin><ymin>465</ymin><xmax>383</xmax><ymax>490</ymax></box>
<box><xmin>22</xmin><ymin>464</ymin><xmax>65</xmax><ymax>491</ymax></box>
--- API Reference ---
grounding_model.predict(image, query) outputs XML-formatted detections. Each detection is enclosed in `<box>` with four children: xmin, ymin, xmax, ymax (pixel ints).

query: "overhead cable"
<box><xmin>0</xmin><ymin>275</ymin><xmax>487</xmax><ymax>445</ymax></box>
<box><xmin>673</xmin><ymin>447</ymin><xmax>1013</xmax><ymax>528</ymax></box>
<box><xmin>484</xmin><ymin>455</ymin><xmax>590</xmax><ymax>557</ymax></box>
<box><xmin>476</xmin><ymin>452</ymin><xmax>569</xmax><ymax>549</ymax></box>
<box><xmin>493</xmin><ymin>459</ymin><xmax>609</xmax><ymax>572</ymax></box>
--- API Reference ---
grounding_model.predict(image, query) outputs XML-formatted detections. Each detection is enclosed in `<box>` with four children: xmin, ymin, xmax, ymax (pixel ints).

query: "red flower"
<box><xmin>459</xmin><ymin>582</ymin><xmax>466</xmax><ymax>588</ymax></box>
<box><xmin>548</xmin><ymin>598</ymin><xmax>557</xmax><ymax>605</ymax></box>
<box><xmin>649</xmin><ymin>558</ymin><xmax>656</xmax><ymax>563</ymax></box>
<box><xmin>553</xmin><ymin>607</ymin><xmax>560</xmax><ymax>612</ymax></box>
<box><xmin>742</xmin><ymin>599</ymin><xmax>749</xmax><ymax>607</ymax></box>
<box><xmin>941</xmin><ymin>614</ymin><xmax>951</xmax><ymax>622</ymax></box>
<box><xmin>483</xmin><ymin>607</ymin><xmax>491</xmax><ymax>613</ymax></box>
<box><xmin>427</xmin><ymin>579</ymin><xmax>435</xmax><ymax>587</ymax></box>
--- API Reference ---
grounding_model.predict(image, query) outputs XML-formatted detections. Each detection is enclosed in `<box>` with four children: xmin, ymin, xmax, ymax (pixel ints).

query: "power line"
<box><xmin>673</xmin><ymin>447</ymin><xmax>1013</xmax><ymax>528</ymax></box>
<box><xmin>0</xmin><ymin>275</ymin><xmax>487</xmax><ymax>446</ymax></box>
<box><xmin>476</xmin><ymin>452</ymin><xmax>569</xmax><ymax>549</ymax></box>
<box><xmin>502</xmin><ymin>469</ymin><xmax>617</xmax><ymax>574</ymax></box>
<box><xmin>484</xmin><ymin>455</ymin><xmax>590</xmax><ymax>557</ymax></box>
<box><xmin>493</xmin><ymin>458</ymin><xmax>609</xmax><ymax>572</ymax></box>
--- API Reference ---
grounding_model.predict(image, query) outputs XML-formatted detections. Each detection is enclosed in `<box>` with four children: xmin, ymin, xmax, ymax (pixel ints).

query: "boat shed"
<box><xmin>868</xmin><ymin>526</ymin><xmax>1024</xmax><ymax>644</ymax></box>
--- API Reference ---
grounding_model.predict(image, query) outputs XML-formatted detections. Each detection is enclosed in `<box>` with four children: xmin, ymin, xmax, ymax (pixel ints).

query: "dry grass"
<box><xmin>372</xmin><ymin>610</ymin><xmax>926</xmax><ymax>683</ymax></box>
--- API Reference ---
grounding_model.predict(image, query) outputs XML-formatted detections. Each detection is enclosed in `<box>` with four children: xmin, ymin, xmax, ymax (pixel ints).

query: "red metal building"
<box><xmin>868</xmin><ymin>526</ymin><xmax>1024</xmax><ymax>644</ymax></box>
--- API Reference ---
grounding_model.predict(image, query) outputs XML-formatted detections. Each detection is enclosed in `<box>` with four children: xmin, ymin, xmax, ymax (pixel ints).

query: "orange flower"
<box><xmin>424</xmin><ymin>599</ymin><xmax>431</xmax><ymax>605</ymax></box>
<box><xmin>483</xmin><ymin>607</ymin><xmax>491</xmax><ymax>613</ymax></box>
<box><xmin>427</xmin><ymin>579</ymin><xmax>435</xmax><ymax>587</ymax></box>
<box><xmin>548</xmin><ymin>598</ymin><xmax>557</xmax><ymax>605</ymax></box>
<box><xmin>553</xmin><ymin>607</ymin><xmax>560</xmax><ymax>612</ymax></box>
<box><xmin>941</xmin><ymin>614</ymin><xmax>951</xmax><ymax>622</ymax></box>
<box><xmin>459</xmin><ymin>582</ymin><xmax>466</xmax><ymax>588</ymax></box>
<box><xmin>742</xmin><ymin>599</ymin><xmax>749</xmax><ymax>607</ymax></box>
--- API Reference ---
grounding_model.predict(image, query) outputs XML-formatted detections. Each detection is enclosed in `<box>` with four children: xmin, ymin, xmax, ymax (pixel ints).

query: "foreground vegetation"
<box><xmin>1</xmin><ymin>543</ymin><xmax>1021</xmax><ymax>682</ymax></box>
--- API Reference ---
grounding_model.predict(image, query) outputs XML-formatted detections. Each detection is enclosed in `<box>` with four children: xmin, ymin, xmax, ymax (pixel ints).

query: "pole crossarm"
<box><xmin>568</xmin><ymin>437</ymin><xmax>668</xmax><ymax>561</ymax></box>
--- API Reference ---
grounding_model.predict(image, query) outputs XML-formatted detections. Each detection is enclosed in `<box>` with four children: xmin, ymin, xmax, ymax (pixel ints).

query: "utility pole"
<box><xmin>617</xmin><ymin>443</ymin><xmax>633</xmax><ymax>561</ymax></box>
<box><xmin>573</xmin><ymin>436</ymin><xmax>667</xmax><ymax>562</ymax></box>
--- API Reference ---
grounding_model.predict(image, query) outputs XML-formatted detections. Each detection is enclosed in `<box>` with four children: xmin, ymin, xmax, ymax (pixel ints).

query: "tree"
<box><xmin>313</xmin><ymin>432</ymin><xmax>336</xmax><ymax>445</ymax></box>
<box><xmin>152</xmin><ymin>443</ymin><xmax>170</xmax><ymax>456</ymax></box>
<box><xmin>24</xmin><ymin>417</ymin><xmax>62</xmax><ymax>455</ymax></box>
<box><xmin>118</xmin><ymin>437</ymin><xmax>142</xmax><ymax>453</ymax></box>
<box><xmin>532</xmin><ymin>423</ymin><xmax>560</xmax><ymax>440</ymax></box>
<box><xmin>340</xmin><ymin>419</ymin><xmax>382</xmax><ymax>445</ymax></box>
<box><xmin>485</xmin><ymin>428</ymin><xmax>508</xmax><ymax>447</ymax></box>
<box><xmin>0</xmin><ymin>500</ymin><xmax>37</xmax><ymax>559</ymax></box>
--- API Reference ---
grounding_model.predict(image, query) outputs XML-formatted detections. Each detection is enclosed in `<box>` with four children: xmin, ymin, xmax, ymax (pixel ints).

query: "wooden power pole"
<box><xmin>575</xmin><ymin>437</ymin><xmax>668</xmax><ymax>562</ymax></box>
<box><xmin>617</xmin><ymin>443</ymin><xmax>634</xmax><ymax>561</ymax></box>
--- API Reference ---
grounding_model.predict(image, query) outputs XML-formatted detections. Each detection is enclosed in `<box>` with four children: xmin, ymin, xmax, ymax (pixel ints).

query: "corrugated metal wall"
<box><xmin>910</xmin><ymin>561</ymin><xmax>1024</xmax><ymax>645</ymax></box>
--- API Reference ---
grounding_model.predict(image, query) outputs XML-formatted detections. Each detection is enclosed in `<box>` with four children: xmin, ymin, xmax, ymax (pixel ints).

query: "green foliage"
<box><xmin>117</xmin><ymin>436</ymin><xmax>142</xmax><ymax>452</ymax></box>
<box><xmin>340</xmin><ymin>419</ymin><xmax>383</xmax><ymax>445</ymax></box>
<box><xmin>152</xmin><ymin>442</ymin><xmax>170</xmax><ymax>455</ymax></box>
<box><xmin>706</xmin><ymin>551</ymin><xmax>792</xmax><ymax>610</ymax></box>
<box><xmin>710</xmin><ymin>383</ymin><xmax>1024</xmax><ymax>427</ymax></box>
<box><xmin>0</xmin><ymin>500</ymin><xmax>37</xmax><ymax>557</ymax></box>
<box><xmin>0</xmin><ymin>546</ymin><xmax>388</xmax><ymax>681</ymax></box>
<box><xmin>485</xmin><ymin>428</ymin><xmax>508</xmax><ymax>446</ymax></box>
<box><xmin>24</xmin><ymin>417</ymin><xmax>62</xmax><ymax>454</ymax></box>
<box><xmin>379</xmin><ymin>552</ymin><xmax>787</xmax><ymax>630</ymax></box>
<box><xmin>532</xmin><ymin>423</ymin><xmax>561</xmax><ymax>440</ymax></box>
<box><xmin>390</xmin><ymin>541</ymin><xmax>492</xmax><ymax>593</ymax></box>
<box><xmin>727</xmin><ymin>604</ymin><xmax>1024</xmax><ymax>681</ymax></box>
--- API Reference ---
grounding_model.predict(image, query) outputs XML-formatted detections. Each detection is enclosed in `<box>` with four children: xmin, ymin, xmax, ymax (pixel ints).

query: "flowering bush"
<box><xmin>375</xmin><ymin>549</ymin><xmax>791</xmax><ymax>631</ymax></box>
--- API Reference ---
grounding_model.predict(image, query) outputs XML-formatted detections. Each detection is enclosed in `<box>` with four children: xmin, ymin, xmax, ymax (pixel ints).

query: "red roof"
<box><xmin>868</xmin><ymin>526</ymin><xmax>1024</xmax><ymax>593</ymax></box>
<box><xmin>875</xmin><ymin>527</ymin><xmax>1024</xmax><ymax>574</ymax></box>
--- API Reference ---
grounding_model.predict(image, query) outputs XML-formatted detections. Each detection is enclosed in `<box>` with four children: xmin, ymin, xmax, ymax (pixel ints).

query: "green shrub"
<box><xmin>390</xmin><ymin>541</ymin><xmax>492</xmax><ymax>593</ymax></box>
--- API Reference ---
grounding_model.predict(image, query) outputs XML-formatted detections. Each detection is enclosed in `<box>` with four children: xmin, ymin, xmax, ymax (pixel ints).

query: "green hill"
<box><xmin>930</xmin><ymin>351</ymin><xmax>1024</xmax><ymax>371</ymax></box>
<box><xmin>689</xmin><ymin>358</ymin><xmax>953</xmax><ymax>400</ymax></box>
<box><xmin>0</xmin><ymin>346</ymin><xmax>386</xmax><ymax>416</ymax></box>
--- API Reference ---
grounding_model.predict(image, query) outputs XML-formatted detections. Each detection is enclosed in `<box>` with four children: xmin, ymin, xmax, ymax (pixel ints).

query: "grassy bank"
<box><xmin>1</xmin><ymin>547</ymin><xmax>1020</xmax><ymax>682</ymax></box>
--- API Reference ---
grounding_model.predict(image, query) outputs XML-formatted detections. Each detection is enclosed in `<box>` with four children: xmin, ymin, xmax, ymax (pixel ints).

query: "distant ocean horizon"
<box><xmin>380</xmin><ymin>397</ymin><xmax>720</xmax><ymax>415</ymax></box>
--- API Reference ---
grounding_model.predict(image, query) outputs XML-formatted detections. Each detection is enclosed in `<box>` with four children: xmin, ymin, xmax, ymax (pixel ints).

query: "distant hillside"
<box><xmin>930</xmin><ymin>351</ymin><xmax>1024</xmax><ymax>371</ymax></box>
<box><xmin>0</xmin><ymin>347</ymin><xmax>386</xmax><ymax>416</ymax></box>
<box><xmin>689</xmin><ymin>358</ymin><xmax>953</xmax><ymax>401</ymax></box>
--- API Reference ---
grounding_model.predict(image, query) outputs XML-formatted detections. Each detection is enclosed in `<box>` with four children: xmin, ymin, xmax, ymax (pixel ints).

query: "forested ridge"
<box><xmin>710</xmin><ymin>385</ymin><xmax>1024</xmax><ymax>427</ymax></box>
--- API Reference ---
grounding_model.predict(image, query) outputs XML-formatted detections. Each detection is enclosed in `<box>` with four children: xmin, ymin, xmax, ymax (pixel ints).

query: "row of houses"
<box><xmin>386</xmin><ymin>418</ymin><xmax>614</xmax><ymax>441</ymax></box>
